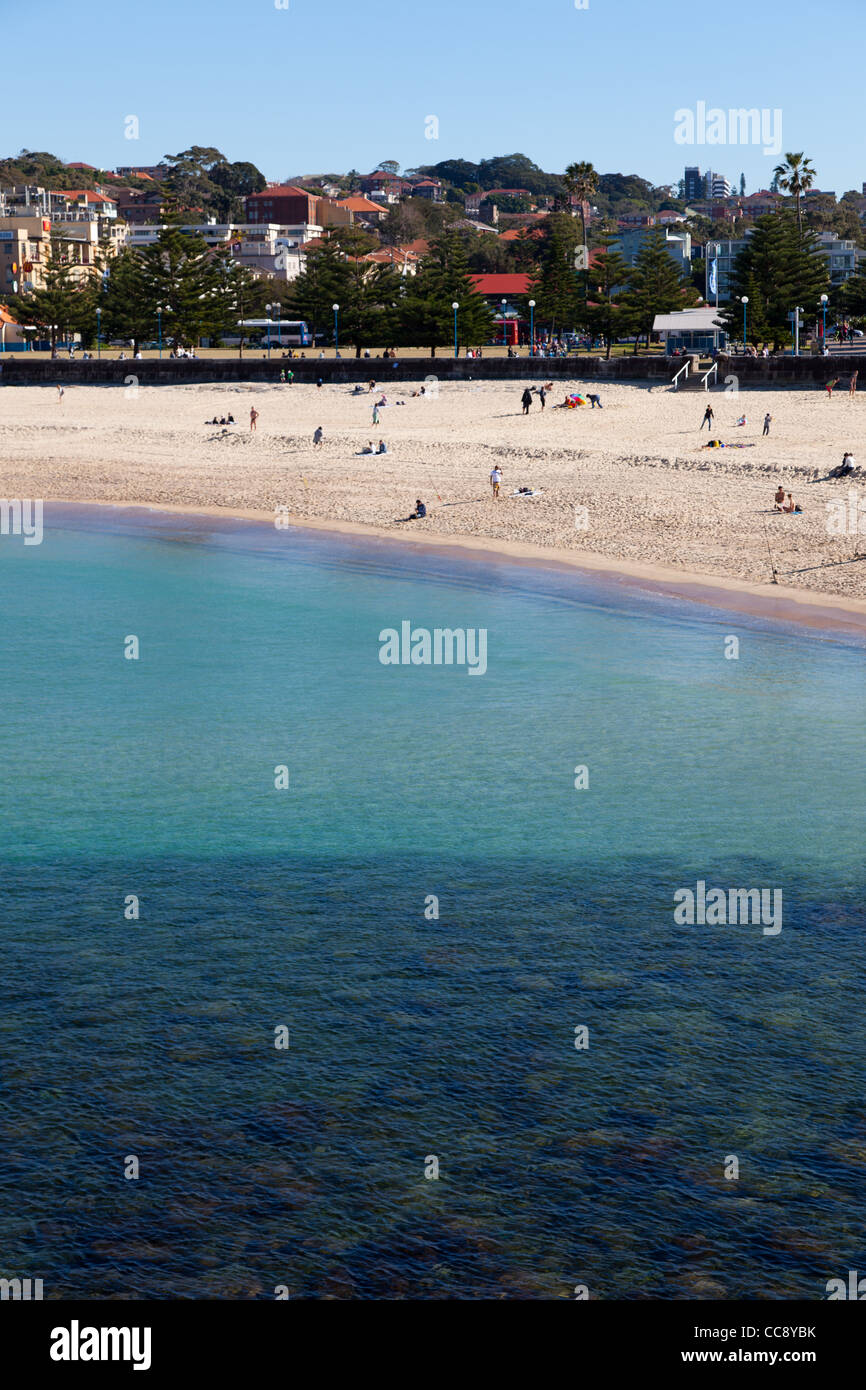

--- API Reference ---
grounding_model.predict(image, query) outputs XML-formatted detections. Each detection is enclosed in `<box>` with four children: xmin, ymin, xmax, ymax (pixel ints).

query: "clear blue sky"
<box><xmin>4</xmin><ymin>0</ymin><xmax>863</xmax><ymax>195</ymax></box>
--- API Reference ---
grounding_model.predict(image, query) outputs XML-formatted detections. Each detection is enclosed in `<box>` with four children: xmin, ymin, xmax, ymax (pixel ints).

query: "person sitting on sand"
<box><xmin>774</xmin><ymin>485</ymin><xmax>786</xmax><ymax>510</ymax></box>
<box><xmin>377</xmin><ymin>439</ymin><xmax>388</xmax><ymax>454</ymax></box>
<box><xmin>831</xmin><ymin>452</ymin><xmax>855</xmax><ymax>478</ymax></box>
<box><xmin>783</xmin><ymin>492</ymin><xmax>802</xmax><ymax>513</ymax></box>
<box><xmin>736</xmin><ymin>415</ymin><xmax>747</xmax><ymax>426</ymax></box>
<box><xmin>375</xmin><ymin>394</ymin><xmax>388</xmax><ymax>407</ymax></box>
<box><xmin>409</xmin><ymin>499</ymin><xmax>427</xmax><ymax>519</ymax></box>
<box><xmin>227</xmin><ymin>414</ymin><xmax>234</xmax><ymax>424</ymax></box>
<box><xmin>358</xmin><ymin>440</ymin><xmax>374</xmax><ymax>455</ymax></box>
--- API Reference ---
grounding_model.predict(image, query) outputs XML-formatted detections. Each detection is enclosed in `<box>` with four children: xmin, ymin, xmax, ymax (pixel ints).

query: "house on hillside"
<box><xmin>335</xmin><ymin>195</ymin><xmax>387</xmax><ymax>227</ymax></box>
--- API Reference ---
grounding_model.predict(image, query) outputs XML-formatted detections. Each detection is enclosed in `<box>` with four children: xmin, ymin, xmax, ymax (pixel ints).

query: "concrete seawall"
<box><xmin>0</xmin><ymin>352</ymin><xmax>860</xmax><ymax>387</ymax></box>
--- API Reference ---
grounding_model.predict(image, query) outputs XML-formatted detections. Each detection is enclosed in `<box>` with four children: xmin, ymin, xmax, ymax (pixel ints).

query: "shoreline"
<box><xmin>48</xmin><ymin>496</ymin><xmax>866</xmax><ymax>637</ymax></box>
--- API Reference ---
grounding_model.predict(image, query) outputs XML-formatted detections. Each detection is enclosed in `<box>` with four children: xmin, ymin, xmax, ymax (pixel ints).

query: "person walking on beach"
<box><xmin>490</xmin><ymin>465</ymin><xmax>503</xmax><ymax>499</ymax></box>
<box><xmin>763</xmin><ymin>413</ymin><xmax>772</xmax><ymax>436</ymax></box>
<box><xmin>250</xmin><ymin>407</ymin><xmax>259</xmax><ymax>432</ymax></box>
<box><xmin>372</xmin><ymin>404</ymin><xmax>380</xmax><ymax>426</ymax></box>
<box><xmin>700</xmin><ymin>404</ymin><xmax>714</xmax><ymax>431</ymax></box>
<box><xmin>850</xmin><ymin>370</ymin><xmax>859</xmax><ymax>398</ymax></box>
<box><xmin>539</xmin><ymin>385</ymin><xmax>547</xmax><ymax>410</ymax></box>
<box><xmin>521</xmin><ymin>388</ymin><xmax>533</xmax><ymax>415</ymax></box>
<box><xmin>826</xmin><ymin>378</ymin><xmax>839</xmax><ymax>399</ymax></box>
<box><xmin>587</xmin><ymin>393</ymin><xmax>603</xmax><ymax>409</ymax></box>
<box><xmin>313</xmin><ymin>426</ymin><xmax>324</xmax><ymax>448</ymax></box>
<box><xmin>56</xmin><ymin>385</ymin><xmax>64</xmax><ymax>405</ymax></box>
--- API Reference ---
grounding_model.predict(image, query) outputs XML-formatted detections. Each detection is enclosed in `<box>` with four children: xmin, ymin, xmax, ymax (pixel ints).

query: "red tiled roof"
<box><xmin>62</xmin><ymin>189</ymin><xmax>116</xmax><ymax>203</ymax></box>
<box><xmin>470</xmin><ymin>273</ymin><xmax>532</xmax><ymax>295</ymax></box>
<box><xmin>499</xmin><ymin>226</ymin><xmax>545</xmax><ymax>242</ymax></box>
<box><xmin>249</xmin><ymin>185</ymin><xmax>313</xmax><ymax>199</ymax></box>
<box><xmin>337</xmin><ymin>195</ymin><xmax>384</xmax><ymax>213</ymax></box>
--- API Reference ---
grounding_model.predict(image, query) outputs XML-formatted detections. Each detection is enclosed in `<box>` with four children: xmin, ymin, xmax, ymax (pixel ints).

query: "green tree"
<box><xmin>563</xmin><ymin>160</ymin><xmax>598</xmax><ymax>299</ymax></box>
<box><xmin>619</xmin><ymin>229</ymin><xmax>698</xmax><ymax>353</ymax></box>
<box><xmin>395</xmin><ymin>228</ymin><xmax>493</xmax><ymax>354</ymax></box>
<box><xmin>527</xmin><ymin>212</ymin><xmax>582</xmax><ymax>335</ymax></box>
<box><xmin>208</xmin><ymin>160</ymin><xmax>267</xmax><ymax>221</ymax></box>
<box><xmin>99</xmin><ymin>248</ymin><xmax>155</xmax><ymax>352</ymax></box>
<box><xmin>772</xmin><ymin>152</ymin><xmax>816</xmax><ymax>232</ymax></box>
<box><xmin>287</xmin><ymin>235</ymin><xmax>350</xmax><ymax>345</ymax></box>
<box><xmin>212</xmin><ymin>252</ymin><xmax>267</xmax><ymax>355</ymax></box>
<box><xmin>326</xmin><ymin>227</ymin><xmax>403</xmax><ymax>354</ymax></box>
<box><xmin>718</xmin><ymin>214</ymin><xmax>829</xmax><ymax>350</ymax></box>
<box><xmin>6</xmin><ymin>236</ymin><xmax>93</xmax><ymax>351</ymax></box>
<box><xmin>584</xmin><ymin>230</ymin><xmax>631</xmax><ymax>359</ymax></box>
<box><xmin>139</xmin><ymin>224</ymin><xmax>225</xmax><ymax>348</ymax></box>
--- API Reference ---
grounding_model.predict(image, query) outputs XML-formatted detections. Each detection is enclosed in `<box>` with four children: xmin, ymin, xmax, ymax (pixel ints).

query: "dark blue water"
<box><xmin>1</xmin><ymin>508</ymin><xmax>864</xmax><ymax>1299</ymax></box>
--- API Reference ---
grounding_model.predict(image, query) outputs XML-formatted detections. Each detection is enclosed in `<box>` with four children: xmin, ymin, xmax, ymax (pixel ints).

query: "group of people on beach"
<box><xmin>773</xmin><ymin>486</ymin><xmax>802</xmax><ymax>514</ymax></box>
<box><xmin>520</xmin><ymin>385</ymin><xmax>602</xmax><ymax>413</ymax></box>
<box><xmin>824</xmin><ymin>371</ymin><xmax>858</xmax><ymax>399</ymax></box>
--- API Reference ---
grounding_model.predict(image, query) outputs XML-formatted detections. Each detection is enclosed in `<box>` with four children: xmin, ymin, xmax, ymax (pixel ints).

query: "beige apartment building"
<box><xmin>0</xmin><ymin>214</ymin><xmax>125</xmax><ymax>293</ymax></box>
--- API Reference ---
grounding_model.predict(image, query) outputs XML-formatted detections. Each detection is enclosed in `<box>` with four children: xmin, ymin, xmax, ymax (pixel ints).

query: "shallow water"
<box><xmin>1</xmin><ymin>509</ymin><xmax>864</xmax><ymax>1299</ymax></box>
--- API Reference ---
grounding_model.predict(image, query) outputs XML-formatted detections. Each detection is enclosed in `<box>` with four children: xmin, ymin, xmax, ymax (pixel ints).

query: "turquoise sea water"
<box><xmin>1</xmin><ymin>506</ymin><xmax>864</xmax><ymax>1299</ymax></box>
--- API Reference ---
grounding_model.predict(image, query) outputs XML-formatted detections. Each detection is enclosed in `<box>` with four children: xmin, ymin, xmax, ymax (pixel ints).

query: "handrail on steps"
<box><xmin>671</xmin><ymin>360</ymin><xmax>690</xmax><ymax>390</ymax></box>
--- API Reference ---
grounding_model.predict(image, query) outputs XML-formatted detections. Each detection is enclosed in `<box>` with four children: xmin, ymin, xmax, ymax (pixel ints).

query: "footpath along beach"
<box><xmin>3</xmin><ymin>376</ymin><xmax>866</xmax><ymax>607</ymax></box>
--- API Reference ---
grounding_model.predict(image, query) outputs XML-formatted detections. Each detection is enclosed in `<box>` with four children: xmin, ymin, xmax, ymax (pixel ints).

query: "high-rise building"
<box><xmin>684</xmin><ymin>166</ymin><xmax>703</xmax><ymax>202</ymax></box>
<box><xmin>705</xmin><ymin>171</ymin><xmax>731</xmax><ymax>198</ymax></box>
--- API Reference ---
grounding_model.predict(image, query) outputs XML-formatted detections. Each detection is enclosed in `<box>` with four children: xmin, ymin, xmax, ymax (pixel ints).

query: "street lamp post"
<box><xmin>794</xmin><ymin>305</ymin><xmax>804</xmax><ymax>357</ymax></box>
<box><xmin>820</xmin><ymin>293</ymin><xmax>828</xmax><ymax>350</ymax></box>
<box><xmin>96</xmin><ymin>305</ymin><xmax>102</xmax><ymax>360</ymax></box>
<box><xmin>265</xmin><ymin>302</ymin><xmax>273</xmax><ymax>358</ymax></box>
<box><xmin>275</xmin><ymin>300</ymin><xmax>281</xmax><ymax>352</ymax></box>
<box><xmin>333</xmin><ymin>303</ymin><xmax>340</xmax><ymax>356</ymax></box>
<box><xmin>529</xmin><ymin>299</ymin><xmax>536</xmax><ymax>355</ymax></box>
<box><xmin>157</xmin><ymin>306</ymin><xmax>163</xmax><ymax>359</ymax></box>
<box><xmin>740</xmin><ymin>295</ymin><xmax>748</xmax><ymax>352</ymax></box>
<box><xmin>501</xmin><ymin>298</ymin><xmax>507</xmax><ymax>350</ymax></box>
<box><xmin>452</xmin><ymin>301</ymin><xmax>459</xmax><ymax>359</ymax></box>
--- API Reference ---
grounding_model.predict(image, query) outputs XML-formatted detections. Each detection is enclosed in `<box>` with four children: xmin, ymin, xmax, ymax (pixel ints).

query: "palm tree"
<box><xmin>563</xmin><ymin>161</ymin><xmax>598</xmax><ymax>300</ymax></box>
<box><xmin>772</xmin><ymin>152</ymin><xmax>816</xmax><ymax>232</ymax></box>
<box><xmin>563</xmin><ymin>161</ymin><xmax>598</xmax><ymax>246</ymax></box>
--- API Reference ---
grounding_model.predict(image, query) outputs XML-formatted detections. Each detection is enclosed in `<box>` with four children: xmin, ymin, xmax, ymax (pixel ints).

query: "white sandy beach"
<box><xmin>2</xmin><ymin>375</ymin><xmax>866</xmax><ymax>605</ymax></box>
